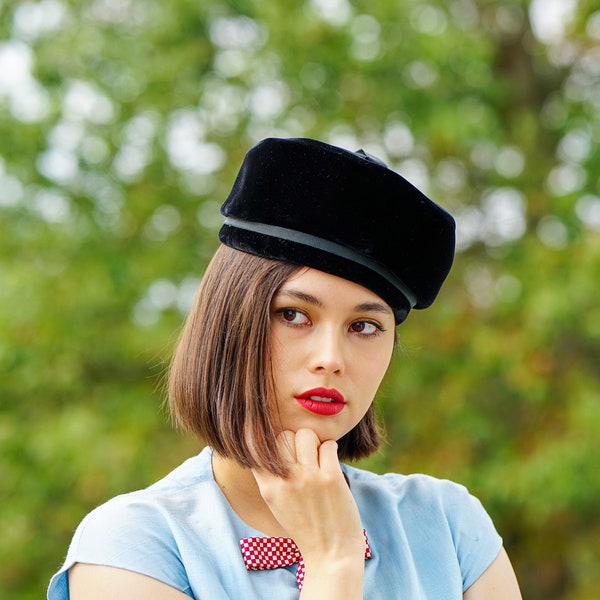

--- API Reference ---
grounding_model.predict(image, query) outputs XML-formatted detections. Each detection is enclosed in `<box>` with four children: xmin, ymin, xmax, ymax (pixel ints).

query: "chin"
<box><xmin>298</xmin><ymin>423</ymin><xmax>351</xmax><ymax>444</ymax></box>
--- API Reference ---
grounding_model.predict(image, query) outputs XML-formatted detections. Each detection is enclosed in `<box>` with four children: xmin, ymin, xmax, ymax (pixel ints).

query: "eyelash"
<box><xmin>274</xmin><ymin>308</ymin><xmax>386</xmax><ymax>338</ymax></box>
<box><xmin>350</xmin><ymin>320</ymin><xmax>386</xmax><ymax>337</ymax></box>
<box><xmin>274</xmin><ymin>308</ymin><xmax>307</xmax><ymax>328</ymax></box>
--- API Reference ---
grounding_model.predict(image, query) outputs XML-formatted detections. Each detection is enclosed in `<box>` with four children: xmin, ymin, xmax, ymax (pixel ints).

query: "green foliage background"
<box><xmin>1</xmin><ymin>0</ymin><xmax>599</xmax><ymax>598</ymax></box>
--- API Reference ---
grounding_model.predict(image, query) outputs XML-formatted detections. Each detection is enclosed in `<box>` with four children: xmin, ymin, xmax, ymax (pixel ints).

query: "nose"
<box><xmin>308</xmin><ymin>325</ymin><xmax>345</xmax><ymax>375</ymax></box>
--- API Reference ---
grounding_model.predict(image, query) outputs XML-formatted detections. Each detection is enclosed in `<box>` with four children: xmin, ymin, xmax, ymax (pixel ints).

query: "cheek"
<box><xmin>362</xmin><ymin>344</ymin><xmax>394</xmax><ymax>385</ymax></box>
<box><xmin>269</xmin><ymin>334</ymin><xmax>295</xmax><ymax>385</ymax></box>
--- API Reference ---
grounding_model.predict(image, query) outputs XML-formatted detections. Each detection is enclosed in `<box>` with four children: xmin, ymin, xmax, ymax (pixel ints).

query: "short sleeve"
<box><xmin>47</xmin><ymin>495</ymin><xmax>193</xmax><ymax>599</ymax></box>
<box><xmin>439</xmin><ymin>480</ymin><xmax>503</xmax><ymax>591</ymax></box>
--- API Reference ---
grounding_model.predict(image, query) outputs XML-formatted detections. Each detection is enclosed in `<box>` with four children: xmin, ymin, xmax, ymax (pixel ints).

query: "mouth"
<box><xmin>295</xmin><ymin>387</ymin><xmax>346</xmax><ymax>416</ymax></box>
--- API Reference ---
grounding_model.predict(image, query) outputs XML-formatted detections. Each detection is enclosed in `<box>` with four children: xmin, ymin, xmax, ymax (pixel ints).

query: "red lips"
<box><xmin>295</xmin><ymin>387</ymin><xmax>346</xmax><ymax>416</ymax></box>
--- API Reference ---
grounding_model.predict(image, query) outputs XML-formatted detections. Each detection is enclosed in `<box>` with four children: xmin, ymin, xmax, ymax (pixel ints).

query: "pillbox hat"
<box><xmin>219</xmin><ymin>137</ymin><xmax>455</xmax><ymax>323</ymax></box>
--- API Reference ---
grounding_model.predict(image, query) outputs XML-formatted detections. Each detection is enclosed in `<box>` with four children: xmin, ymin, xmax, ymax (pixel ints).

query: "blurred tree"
<box><xmin>1</xmin><ymin>0</ymin><xmax>599</xmax><ymax>598</ymax></box>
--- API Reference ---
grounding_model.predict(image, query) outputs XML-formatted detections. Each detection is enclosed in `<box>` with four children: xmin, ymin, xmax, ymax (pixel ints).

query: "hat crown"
<box><xmin>219</xmin><ymin>137</ymin><xmax>455</xmax><ymax>323</ymax></box>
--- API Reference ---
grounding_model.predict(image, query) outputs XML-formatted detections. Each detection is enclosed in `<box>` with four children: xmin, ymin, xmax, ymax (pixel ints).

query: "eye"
<box><xmin>350</xmin><ymin>320</ymin><xmax>384</xmax><ymax>336</ymax></box>
<box><xmin>276</xmin><ymin>308</ymin><xmax>310</xmax><ymax>327</ymax></box>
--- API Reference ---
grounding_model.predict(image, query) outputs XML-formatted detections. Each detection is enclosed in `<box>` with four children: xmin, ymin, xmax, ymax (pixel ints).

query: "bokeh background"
<box><xmin>1</xmin><ymin>0</ymin><xmax>599</xmax><ymax>598</ymax></box>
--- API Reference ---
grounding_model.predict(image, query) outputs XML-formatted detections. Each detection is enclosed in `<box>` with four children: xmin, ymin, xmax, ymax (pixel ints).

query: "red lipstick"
<box><xmin>295</xmin><ymin>387</ymin><xmax>346</xmax><ymax>416</ymax></box>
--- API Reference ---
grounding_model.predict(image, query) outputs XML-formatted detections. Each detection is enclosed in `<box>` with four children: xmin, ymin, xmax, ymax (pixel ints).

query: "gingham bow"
<box><xmin>240</xmin><ymin>531</ymin><xmax>372</xmax><ymax>589</ymax></box>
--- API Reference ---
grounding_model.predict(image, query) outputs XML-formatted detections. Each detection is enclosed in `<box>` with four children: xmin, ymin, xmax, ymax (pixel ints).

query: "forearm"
<box><xmin>253</xmin><ymin>431</ymin><xmax>366</xmax><ymax>599</ymax></box>
<box><xmin>300</xmin><ymin>556</ymin><xmax>364</xmax><ymax>600</ymax></box>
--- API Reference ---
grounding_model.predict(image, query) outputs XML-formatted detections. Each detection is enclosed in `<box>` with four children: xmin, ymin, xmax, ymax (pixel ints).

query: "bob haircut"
<box><xmin>168</xmin><ymin>244</ymin><xmax>382</xmax><ymax>476</ymax></box>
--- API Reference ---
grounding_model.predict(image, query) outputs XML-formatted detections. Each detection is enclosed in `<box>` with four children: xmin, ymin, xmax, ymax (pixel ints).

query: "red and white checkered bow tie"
<box><xmin>240</xmin><ymin>531</ymin><xmax>372</xmax><ymax>589</ymax></box>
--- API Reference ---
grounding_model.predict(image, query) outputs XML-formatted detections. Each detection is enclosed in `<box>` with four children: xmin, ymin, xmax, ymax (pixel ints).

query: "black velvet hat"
<box><xmin>219</xmin><ymin>137</ymin><xmax>455</xmax><ymax>323</ymax></box>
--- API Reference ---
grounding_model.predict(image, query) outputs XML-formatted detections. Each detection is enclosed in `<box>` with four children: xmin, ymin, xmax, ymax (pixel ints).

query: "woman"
<box><xmin>48</xmin><ymin>137</ymin><xmax>522</xmax><ymax>599</ymax></box>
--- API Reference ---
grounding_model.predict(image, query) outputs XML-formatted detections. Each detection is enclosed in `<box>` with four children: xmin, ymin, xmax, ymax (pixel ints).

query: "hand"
<box><xmin>252</xmin><ymin>429</ymin><xmax>365</xmax><ymax>565</ymax></box>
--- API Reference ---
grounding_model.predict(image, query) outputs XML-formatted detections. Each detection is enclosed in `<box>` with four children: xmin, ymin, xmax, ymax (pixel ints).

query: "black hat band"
<box><xmin>223</xmin><ymin>216</ymin><xmax>418</xmax><ymax>308</ymax></box>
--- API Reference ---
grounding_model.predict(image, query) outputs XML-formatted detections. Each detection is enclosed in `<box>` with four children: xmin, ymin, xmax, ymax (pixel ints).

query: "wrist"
<box><xmin>298</xmin><ymin>529</ymin><xmax>369</xmax><ymax>566</ymax></box>
<box><xmin>300</xmin><ymin>557</ymin><xmax>365</xmax><ymax>599</ymax></box>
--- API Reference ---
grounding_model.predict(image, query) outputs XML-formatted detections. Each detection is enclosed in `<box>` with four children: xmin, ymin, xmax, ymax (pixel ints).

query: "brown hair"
<box><xmin>168</xmin><ymin>245</ymin><xmax>381</xmax><ymax>475</ymax></box>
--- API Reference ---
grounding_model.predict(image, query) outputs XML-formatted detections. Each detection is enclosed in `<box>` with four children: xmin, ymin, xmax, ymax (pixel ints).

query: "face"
<box><xmin>269</xmin><ymin>267</ymin><xmax>396</xmax><ymax>443</ymax></box>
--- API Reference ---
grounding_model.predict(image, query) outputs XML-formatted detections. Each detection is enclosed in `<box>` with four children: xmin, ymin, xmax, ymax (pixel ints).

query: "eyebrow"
<box><xmin>276</xmin><ymin>289</ymin><xmax>323</xmax><ymax>307</ymax></box>
<box><xmin>354</xmin><ymin>301</ymin><xmax>394</xmax><ymax>316</ymax></box>
<box><xmin>275</xmin><ymin>289</ymin><xmax>393</xmax><ymax>316</ymax></box>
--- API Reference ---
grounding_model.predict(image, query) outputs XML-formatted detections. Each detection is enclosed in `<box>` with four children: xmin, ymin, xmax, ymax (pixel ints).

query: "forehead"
<box><xmin>275</xmin><ymin>267</ymin><xmax>393</xmax><ymax>315</ymax></box>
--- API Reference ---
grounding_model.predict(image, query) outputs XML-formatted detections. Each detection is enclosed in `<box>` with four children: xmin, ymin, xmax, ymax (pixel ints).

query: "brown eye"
<box><xmin>282</xmin><ymin>309</ymin><xmax>297</xmax><ymax>322</ymax></box>
<box><xmin>350</xmin><ymin>321</ymin><xmax>381</xmax><ymax>336</ymax></box>
<box><xmin>276</xmin><ymin>308</ymin><xmax>310</xmax><ymax>326</ymax></box>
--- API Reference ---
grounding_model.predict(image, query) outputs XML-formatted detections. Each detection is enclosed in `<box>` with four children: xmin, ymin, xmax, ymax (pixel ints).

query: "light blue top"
<box><xmin>48</xmin><ymin>447</ymin><xmax>502</xmax><ymax>599</ymax></box>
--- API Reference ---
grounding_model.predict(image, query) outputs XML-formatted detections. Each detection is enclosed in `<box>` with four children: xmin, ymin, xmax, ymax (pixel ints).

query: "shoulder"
<box><xmin>48</xmin><ymin>448</ymin><xmax>215</xmax><ymax>600</ymax></box>
<box><xmin>345</xmin><ymin>464</ymin><xmax>494</xmax><ymax>531</ymax></box>
<box><xmin>345</xmin><ymin>464</ymin><xmax>503</xmax><ymax>590</ymax></box>
<box><xmin>75</xmin><ymin>448</ymin><xmax>215</xmax><ymax>550</ymax></box>
<box><xmin>344</xmin><ymin>463</ymin><xmax>477</xmax><ymax>512</ymax></box>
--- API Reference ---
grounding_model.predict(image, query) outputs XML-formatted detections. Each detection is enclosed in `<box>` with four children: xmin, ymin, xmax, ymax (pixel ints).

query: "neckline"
<box><xmin>207</xmin><ymin>446</ymin><xmax>354</xmax><ymax>538</ymax></box>
<box><xmin>208</xmin><ymin>448</ymin><xmax>280</xmax><ymax>538</ymax></box>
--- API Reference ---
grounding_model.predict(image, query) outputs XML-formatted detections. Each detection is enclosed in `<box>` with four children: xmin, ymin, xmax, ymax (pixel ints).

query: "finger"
<box><xmin>293</xmin><ymin>429</ymin><xmax>320</xmax><ymax>466</ymax></box>
<box><xmin>318</xmin><ymin>440</ymin><xmax>341</xmax><ymax>473</ymax></box>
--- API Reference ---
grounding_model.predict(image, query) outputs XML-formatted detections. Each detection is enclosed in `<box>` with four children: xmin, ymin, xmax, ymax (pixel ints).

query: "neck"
<box><xmin>212</xmin><ymin>452</ymin><xmax>288</xmax><ymax>537</ymax></box>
